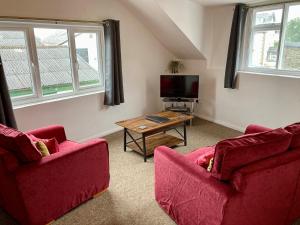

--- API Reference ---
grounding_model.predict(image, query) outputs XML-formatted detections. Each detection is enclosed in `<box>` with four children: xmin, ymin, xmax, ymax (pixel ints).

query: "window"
<box><xmin>74</xmin><ymin>32</ymin><xmax>101</xmax><ymax>88</ymax></box>
<box><xmin>0</xmin><ymin>20</ymin><xmax>104</xmax><ymax>106</ymax></box>
<box><xmin>34</xmin><ymin>28</ymin><xmax>74</xmax><ymax>96</ymax></box>
<box><xmin>0</xmin><ymin>30</ymin><xmax>34</xmax><ymax>98</ymax></box>
<box><xmin>242</xmin><ymin>2</ymin><xmax>300</xmax><ymax>75</ymax></box>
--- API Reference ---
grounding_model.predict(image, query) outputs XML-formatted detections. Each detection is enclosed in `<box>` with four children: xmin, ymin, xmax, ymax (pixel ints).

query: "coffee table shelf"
<box><xmin>127</xmin><ymin>133</ymin><xmax>183</xmax><ymax>156</ymax></box>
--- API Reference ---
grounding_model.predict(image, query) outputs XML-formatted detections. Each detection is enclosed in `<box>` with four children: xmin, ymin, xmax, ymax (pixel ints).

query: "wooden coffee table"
<box><xmin>116</xmin><ymin>111</ymin><xmax>193</xmax><ymax>162</ymax></box>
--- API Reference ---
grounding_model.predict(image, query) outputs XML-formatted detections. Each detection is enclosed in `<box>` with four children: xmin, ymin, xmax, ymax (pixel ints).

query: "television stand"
<box><xmin>162</xmin><ymin>98</ymin><xmax>197</xmax><ymax>125</ymax></box>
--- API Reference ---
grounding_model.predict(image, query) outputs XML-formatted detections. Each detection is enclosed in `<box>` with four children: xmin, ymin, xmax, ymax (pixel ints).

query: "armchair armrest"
<box><xmin>244</xmin><ymin>124</ymin><xmax>272</xmax><ymax>135</ymax></box>
<box><xmin>154</xmin><ymin>146</ymin><xmax>233</xmax><ymax>225</ymax></box>
<box><xmin>0</xmin><ymin>147</ymin><xmax>19</xmax><ymax>172</ymax></box>
<box><xmin>14</xmin><ymin>138</ymin><xmax>109</xmax><ymax>225</ymax></box>
<box><xmin>20</xmin><ymin>139</ymin><xmax>108</xmax><ymax>168</ymax></box>
<box><xmin>26</xmin><ymin>125</ymin><xmax>67</xmax><ymax>143</ymax></box>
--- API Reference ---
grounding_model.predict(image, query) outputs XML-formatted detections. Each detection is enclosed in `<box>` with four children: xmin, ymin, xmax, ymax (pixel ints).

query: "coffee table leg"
<box><xmin>124</xmin><ymin>128</ymin><xmax>127</xmax><ymax>152</ymax></box>
<box><xmin>184</xmin><ymin>122</ymin><xmax>187</xmax><ymax>146</ymax></box>
<box><xmin>143</xmin><ymin>134</ymin><xmax>147</xmax><ymax>162</ymax></box>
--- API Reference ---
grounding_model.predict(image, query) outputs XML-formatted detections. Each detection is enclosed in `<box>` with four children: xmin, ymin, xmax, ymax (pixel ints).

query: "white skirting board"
<box><xmin>78</xmin><ymin>114</ymin><xmax>245</xmax><ymax>143</ymax></box>
<box><xmin>78</xmin><ymin>127</ymin><xmax>123</xmax><ymax>143</ymax></box>
<box><xmin>195</xmin><ymin>113</ymin><xmax>245</xmax><ymax>133</ymax></box>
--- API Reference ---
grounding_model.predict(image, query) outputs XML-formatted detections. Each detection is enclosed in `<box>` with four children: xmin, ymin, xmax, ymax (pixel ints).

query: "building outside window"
<box><xmin>0</xmin><ymin>20</ymin><xmax>104</xmax><ymax>106</ymax></box>
<box><xmin>241</xmin><ymin>2</ymin><xmax>300</xmax><ymax>76</ymax></box>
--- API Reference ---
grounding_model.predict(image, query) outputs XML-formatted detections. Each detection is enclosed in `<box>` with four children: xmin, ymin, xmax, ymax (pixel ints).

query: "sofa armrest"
<box><xmin>20</xmin><ymin>138</ymin><xmax>107</xmax><ymax>167</ymax></box>
<box><xmin>244</xmin><ymin>124</ymin><xmax>272</xmax><ymax>135</ymax></box>
<box><xmin>14</xmin><ymin>138</ymin><xmax>109</xmax><ymax>225</ymax></box>
<box><xmin>154</xmin><ymin>146</ymin><xmax>233</xmax><ymax>225</ymax></box>
<box><xmin>26</xmin><ymin>125</ymin><xmax>67</xmax><ymax>143</ymax></box>
<box><xmin>0</xmin><ymin>147</ymin><xmax>19</xmax><ymax>172</ymax></box>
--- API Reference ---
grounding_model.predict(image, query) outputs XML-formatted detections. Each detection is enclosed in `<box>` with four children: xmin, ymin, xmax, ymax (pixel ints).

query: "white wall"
<box><xmin>4</xmin><ymin>0</ymin><xmax>299</xmax><ymax>139</ymax></box>
<box><xmin>157</xmin><ymin>0</ymin><xmax>206</xmax><ymax>58</ymax></box>
<box><xmin>0</xmin><ymin>0</ymin><xmax>173</xmax><ymax>141</ymax></box>
<box><xmin>120</xmin><ymin>0</ymin><xmax>204</xmax><ymax>59</ymax></box>
<box><xmin>186</xmin><ymin>5</ymin><xmax>300</xmax><ymax>131</ymax></box>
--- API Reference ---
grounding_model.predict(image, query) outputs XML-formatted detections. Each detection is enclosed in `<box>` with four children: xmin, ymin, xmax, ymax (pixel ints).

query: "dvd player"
<box><xmin>167</xmin><ymin>107</ymin><xmax>189</xmax><ymax>112</ymax></box>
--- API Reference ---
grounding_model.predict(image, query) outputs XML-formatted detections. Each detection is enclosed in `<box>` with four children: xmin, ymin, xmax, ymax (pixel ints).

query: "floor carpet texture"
<box><xmin>0</xmin><ymin>118</ymin><xmax>299</xmax><ymax>225</ymax></box>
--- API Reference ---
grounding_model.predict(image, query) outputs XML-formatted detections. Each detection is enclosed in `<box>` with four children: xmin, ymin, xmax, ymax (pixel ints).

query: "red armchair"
<box><xmin>0</xmin><ymin>125</ymin><xmax>110</xmax><ymax>225</ymax></box>
<box><xmin>154</xmin><ymin>124</ymin><xmax>300</xmax><ymax>225</ymax></box>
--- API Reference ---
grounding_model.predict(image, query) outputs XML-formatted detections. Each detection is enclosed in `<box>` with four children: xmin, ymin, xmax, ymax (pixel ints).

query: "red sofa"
<box><xmin>0</xmin><ymin>125</ymin><xmax>110</xmax><ymax>225</ymax></box>
<box><xmin>154</xmin><ymin>124</ymin><xmax>300</xmax><ymax>225</ymax></box>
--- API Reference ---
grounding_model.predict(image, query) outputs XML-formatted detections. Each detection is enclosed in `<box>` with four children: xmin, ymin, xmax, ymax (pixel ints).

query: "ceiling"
<box><xmin>121</xmin><ymin>0</ymin><xmax>205</xmax><ymax>59</ymax></box>
<box><xmin>193</xmin><ymin>0</ymin><xmax>269</xmax><ymax>6</ymax></box>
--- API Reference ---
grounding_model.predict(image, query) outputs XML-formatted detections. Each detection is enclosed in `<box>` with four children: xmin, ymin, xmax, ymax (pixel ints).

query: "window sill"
<box><xmin>238</xmin><ymin>71</ymin><xmax>300</xmax><ymax>79</ymax></box>
<box><xmin>13</xmin><ymin>89</ymin><xmax>105</xmax><ymax>110</ymax></box>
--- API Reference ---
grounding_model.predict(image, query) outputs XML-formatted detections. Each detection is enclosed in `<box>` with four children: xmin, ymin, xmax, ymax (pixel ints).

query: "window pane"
<box><xmin>255</xmin><ymin>9</ymin><xmax>283</xmax><ymax>25</ymax></box>
<box><xmin>280</xmin><ymin>4</ymin><xmax>300</xmax><ymax>71</ymax></box>
<box><xmin>250</xmin><ymin>30</ymin><xmax>280</xmax><ymax>68</ymax></box>
<box><xmin>0</xmin><ymin>30</ymin><xmax>34</xmax><ymax>98</ymax></box>
<box><xmin>34</xmin><ymin>28</ymin><xmax>73</xmax><ymax>96</ymax></box>
<box><xmin>74</xmin><ymin>32</ymin><xmax>101</xmax><ymax>87</ymax></box>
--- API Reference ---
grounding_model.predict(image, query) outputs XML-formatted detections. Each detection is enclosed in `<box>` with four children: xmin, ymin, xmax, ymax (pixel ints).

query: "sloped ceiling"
<box><xmin>119</xmin><ymin>0</ymin><xmax>205</xmax><ymax>60</ymax></box>
<box><xmin>194</xmin><ymin>0</ymin><xmax>270</xmax><ymax>6</ymax></box>
<box><xmin>120</xmin><ymin>0</ymin><xmax>270</xmax><ymax>60</ymax></box>
<box><xmin>195</xmin><ymin>0</ymin><xmax>250</xmax><ymax>5</ymax></box>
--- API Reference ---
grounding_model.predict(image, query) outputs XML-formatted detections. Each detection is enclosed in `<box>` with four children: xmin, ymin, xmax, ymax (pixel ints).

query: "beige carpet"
<box><xmin>1</xmin><ymin>118</ymin><xmax>299</xmax><ymax>225</ymax></box>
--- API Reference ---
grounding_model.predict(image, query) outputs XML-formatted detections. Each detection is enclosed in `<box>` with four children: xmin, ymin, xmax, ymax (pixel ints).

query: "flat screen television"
<box><xmin>160</xmin><ymin>75</ymin><xmax>199</xmax><ymax>99</ymax></box>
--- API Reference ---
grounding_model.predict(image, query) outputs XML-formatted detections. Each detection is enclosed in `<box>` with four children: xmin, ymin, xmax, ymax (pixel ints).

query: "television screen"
<box><xmin>160</xmin><ymin>75</ymin><xmax>199</xmax><ymax>99</ymax></box>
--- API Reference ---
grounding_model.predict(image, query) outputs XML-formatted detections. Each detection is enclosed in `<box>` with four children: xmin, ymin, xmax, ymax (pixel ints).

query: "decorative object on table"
<box><xmin>145</xmin><ymin>115</ymin><xmax>170</xmax><ymax>123</ymax></box>
<box><xmin>168</xmin><ymin>60</ymin><xmax>184</xmax><ymax>73</ymax></box>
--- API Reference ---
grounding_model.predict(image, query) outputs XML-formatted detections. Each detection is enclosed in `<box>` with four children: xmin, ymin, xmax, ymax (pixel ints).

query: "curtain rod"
<box><xmin>0</xmin><ymin>16</ymin><xmax>107</xmax><ymax>25</ymax></box>
<box><xmin>248</xmin><ymin>0</ymin><xmax>299</xmax><ymax>8</ymax></box>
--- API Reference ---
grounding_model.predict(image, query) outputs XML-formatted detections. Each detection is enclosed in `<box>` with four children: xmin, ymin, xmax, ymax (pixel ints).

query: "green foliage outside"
<box><xmin>10</xmin><ymin>89</ymin><xmax>33</xmax><ymax>98</ymax></box>
<box><xmin>286</xmin><ymin>18</ymin><xmax>300</xmax><ymax>42</ymax></box>
<box><xmin>10</xmin><ymin>80</ymin><xmax>100</xmax><ymax>98</ymax></box>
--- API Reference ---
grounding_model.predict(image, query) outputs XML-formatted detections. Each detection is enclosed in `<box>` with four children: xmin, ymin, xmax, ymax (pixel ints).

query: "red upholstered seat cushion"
<box><xmin>0</xmin><ymin>124</ymin><xmax>42</xmax><ymax>162</ymax></box>
<box><xmin>185</xmin><ymin>146</ymin><xmax>215</xmax><ymax>169</ymax></box>
<box><xmin>28</xmin><ymin>134</ymin><xmax>59</xmax><ymax>154</ymax></box>
<box><xmin>285</xmin><ymin>123</ymin><xmax>300</xmax><ymax>149</ymax></box>
<box><xmin>212</xmin><ymin>128</ymin><xmax>292</xmax><ymax>181</ymax></box>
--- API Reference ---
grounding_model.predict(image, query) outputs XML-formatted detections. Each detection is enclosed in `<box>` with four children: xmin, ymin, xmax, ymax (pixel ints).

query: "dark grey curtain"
<box><xmin>224</xmin><ymin>4</ymin><xmax>248</xmax><ymax>89</ymax></box>
<box><xmin>103</xmin><ymin>19</ymin><xmax>124</xmax><ymax>106</ymax></box>
<box><xmin>0</xmin><ymin>56</ymin><xmax>17</xmax><ymax>128</ymax></box>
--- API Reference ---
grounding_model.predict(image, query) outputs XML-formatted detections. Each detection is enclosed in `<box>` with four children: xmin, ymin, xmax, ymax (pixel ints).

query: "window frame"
<box><xmin>241</xmin><ymin>2</ymin><xmax>300</xmax><ymax>77</ymax></box>
<box><xmin>71</xmin><ymin>28</ymin><xmax>104</xmax><ymax>91</ymax></box>
<box><xmin>0</xmin><ymin>26</ymin><xmax>39</xmax><ymax>100</ymax></box>
<box><xmin>0</xmin><ymin>20</ymin><xmax>105</xmax><ymax>107</ymax></box>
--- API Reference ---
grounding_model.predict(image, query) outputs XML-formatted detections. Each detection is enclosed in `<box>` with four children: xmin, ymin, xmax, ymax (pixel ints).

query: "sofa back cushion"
<box><xmin>285</xmin><ymin>123</ymin><xmax>300</xmax><ymax>149</ymax></box>
<box><xmin>212</xmin><ymin>128</ymin><xmax>292</xmax><ymax>181</ymax></box>
<box><xmin>231</xmin><ymin>148</ymin><xmax>300</xmax><ymax>192</ymax></box>
<box><xmin>0</xmin><ymin>124</ymin><xmax>42</xmax><ymax>162</ymax></box>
